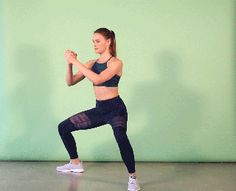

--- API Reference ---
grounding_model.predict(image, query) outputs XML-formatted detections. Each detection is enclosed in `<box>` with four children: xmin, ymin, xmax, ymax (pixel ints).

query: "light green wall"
<box><xmin>0</xmin><ymin>0</ymin><xmax>7</xmax><ymax>158</ymax></box>
<box><xmin>0</xmin><ymin>0</ymin><xmax>235</xmax><ymax>161</ymax></box>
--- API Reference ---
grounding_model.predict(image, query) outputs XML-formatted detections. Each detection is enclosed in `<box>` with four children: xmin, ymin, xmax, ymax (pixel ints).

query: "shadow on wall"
<box><xmin>128</xmin><ymin>51</ymin><xmax>204</xmax><ymax>161</ymax></box>
<box><xmin>2</xmin><ymin>44</ymin><xmax>58</xmax><ymax>160</ymax></box>
<box><xmin>59</xmin><ymin>51</ymin><xmax>207</xmax><ymax>191</ymax></box>
<box><xmin>234</xmin><ymin>0</ymin><xmax>236</xmax><ymax>144</ymax></box>
<box><xmin>77</xmin><ymin>51</ymin><xmax>205</xmax><ymax>164</ymax></box>
<box><xmin>76</xmin><ymin>51</ymin><xmax>205</xmax><ymax>162</ymax></box>
<box><xmin>52</xmin><ymin>50</ymin><xmax>210</xmax><ymax>191</ymax></box>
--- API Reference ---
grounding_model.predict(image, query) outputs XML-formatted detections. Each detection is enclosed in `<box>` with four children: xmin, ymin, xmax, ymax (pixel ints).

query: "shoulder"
<box><xmin>108</xmin><ymin>57</ymin><xmax>123</xmax><ymax>68</ymax></box>
<box><xmin>84</xmin><ymin>59</ymin><xmax>96</xmax><ymax>68</ymax></box>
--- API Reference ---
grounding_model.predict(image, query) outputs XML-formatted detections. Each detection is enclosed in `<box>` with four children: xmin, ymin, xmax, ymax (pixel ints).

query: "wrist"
<box><xmin>69</xmin><ymin>57</ymin><xmax>77</xmax><ymax>64</ymax></box>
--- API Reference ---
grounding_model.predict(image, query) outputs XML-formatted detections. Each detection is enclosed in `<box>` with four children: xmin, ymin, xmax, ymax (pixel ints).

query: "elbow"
<box><xmin>93</xmin><ymin>78</ymin><xmax>102</xmax><ymax>86</ymax></box>
<box><xmin>66</xmin><ymin>77</ymin><xmax>73</xmax><ymax>86</ymax></box>
<box><xmin>93</xmin><ymin>81</ymin><xmax>99</xmax><ymax>86</ymax></box>
<box><xmin>66</xmin><ymin>81</ymin><xmax>73</xmax><ymax>86</ymax></box>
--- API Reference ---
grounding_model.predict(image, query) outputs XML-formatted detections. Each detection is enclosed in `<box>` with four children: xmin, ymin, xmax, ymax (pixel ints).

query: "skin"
<box><xmin>64</xmin><ymin>33</ymin><xmax>136</xmax><ymax>177</ymax></box>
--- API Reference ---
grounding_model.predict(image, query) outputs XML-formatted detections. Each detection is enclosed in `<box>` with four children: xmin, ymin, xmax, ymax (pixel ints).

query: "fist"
<box><xmin>64</xmin><ymin>49</ymin><xmax>78</xmax><ymax>63</ymax></box>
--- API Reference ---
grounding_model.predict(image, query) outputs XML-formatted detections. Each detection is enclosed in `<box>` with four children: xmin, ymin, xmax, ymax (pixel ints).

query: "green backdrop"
<box><xmin>0</xmin><ymin>0</ymin><xmax>235</xmax><ymax>162</ymax></box>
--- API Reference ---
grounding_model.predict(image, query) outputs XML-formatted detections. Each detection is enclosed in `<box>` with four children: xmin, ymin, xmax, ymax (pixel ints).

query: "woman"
<box><xmin>57</xmin><ymin>28</ymin><xmax>140</xmax><ymax>191</ymax></box>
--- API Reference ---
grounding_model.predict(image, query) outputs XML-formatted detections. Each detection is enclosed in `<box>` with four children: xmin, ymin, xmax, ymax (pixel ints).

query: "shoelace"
<box><xmin>129</xmin><ymin>178</ymin><xmax>137</xmax><ymax>184</ymax></box>
<box><xmin>63</xmin><ymin>163</ymin><xmax>71</xmax><ymax>167</ymax></box>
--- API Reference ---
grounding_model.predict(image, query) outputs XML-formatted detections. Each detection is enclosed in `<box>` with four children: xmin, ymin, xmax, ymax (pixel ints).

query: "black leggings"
<box><xmin>58</xmin><ymin>96</ymin><xmax>136</xmax><ymax>173</ymax></box>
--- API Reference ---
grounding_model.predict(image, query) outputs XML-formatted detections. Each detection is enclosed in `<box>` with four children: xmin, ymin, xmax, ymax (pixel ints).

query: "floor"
<box><xmin>0</xmin><ymin>162</ymin><xmax>235</xmax><ymax>191</ymax></box>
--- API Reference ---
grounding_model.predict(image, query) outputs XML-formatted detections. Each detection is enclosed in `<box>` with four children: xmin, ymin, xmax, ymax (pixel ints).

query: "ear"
<box><xmin>106</xmin><ymin>38</ymin><xmax>111</xmax><ymax>46</ymax></box>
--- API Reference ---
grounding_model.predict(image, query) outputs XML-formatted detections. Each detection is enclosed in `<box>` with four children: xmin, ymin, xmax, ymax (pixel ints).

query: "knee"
<box><xmin>58</xmin><ymin>120</ymin><xmax>70</xmax><ymax>136</ymax></box>
<box><xmin>113</xmin><ymin>127</ymin><xmax>128</xmax><ymax>143</ymax></box>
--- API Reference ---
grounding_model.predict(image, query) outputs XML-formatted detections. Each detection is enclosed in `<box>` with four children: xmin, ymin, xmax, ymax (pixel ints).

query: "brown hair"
<box><xmin>94</xmin><ymin>28</ymin><xmax>116</xmax><ymax>57</ymax></box>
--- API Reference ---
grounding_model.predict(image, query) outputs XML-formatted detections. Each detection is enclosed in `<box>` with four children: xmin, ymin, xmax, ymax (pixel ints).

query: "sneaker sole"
<box><xmin>56</xmin><ymin>169</ymin><xmax>84</xmax><ymax>173</ymax></box>
<box><xmin>128</xmin><ymin>187</ymin><xmax>141</xmax><ymax>191</ymax></box>
<box><xmin>71</xmin><ymin>169</ymin><xmax>84</xmax><ymax>173</ymax></box>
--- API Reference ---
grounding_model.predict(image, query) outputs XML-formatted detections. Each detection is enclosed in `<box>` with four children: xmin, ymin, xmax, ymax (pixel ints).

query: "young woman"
<box><xmin>57</xmin><ymin>28</ymin><xmax>140</xmax><ymax>191</ymax></box>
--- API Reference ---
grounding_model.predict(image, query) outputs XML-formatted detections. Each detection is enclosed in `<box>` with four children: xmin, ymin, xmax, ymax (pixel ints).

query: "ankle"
<box><xmin>70</xmin><ymin>158</ymin><xmax>81</xmax><ymax>165</ymax></box>
<box><xmin>129</xmin><ymin>173</ymin><xmax>137</xmax><ymax>179</ymax></box>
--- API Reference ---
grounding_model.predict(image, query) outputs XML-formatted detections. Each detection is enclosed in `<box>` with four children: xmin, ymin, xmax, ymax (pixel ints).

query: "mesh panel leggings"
<box><xmin>58</xmin><ymin>96</ymin><xmax>136</xmax><ymax>174</ymax></box>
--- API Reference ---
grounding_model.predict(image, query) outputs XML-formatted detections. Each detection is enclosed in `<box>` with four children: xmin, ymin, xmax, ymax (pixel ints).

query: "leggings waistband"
<box><xmin>96</xmin><ymin>95</ymin><xmax>125</xmax><ymax>109</ymax></box>
<box><xmin>96</xmin><ymin>95</ymin><xmax>120</xmax><ymax>104</ymax></box>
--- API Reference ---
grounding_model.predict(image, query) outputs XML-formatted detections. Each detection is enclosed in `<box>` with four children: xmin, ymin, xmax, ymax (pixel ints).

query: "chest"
<box><xmin>91</xmin><ymin>63</ymin><xmax>107</xmax><ymax>74</ymax></box>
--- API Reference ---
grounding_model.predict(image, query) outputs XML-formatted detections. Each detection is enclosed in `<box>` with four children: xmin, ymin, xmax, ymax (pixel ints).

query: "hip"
<box><xmin>95</xmin><ymin>95</ymin><xmax>128</xmax><ymax>115</ymax></box>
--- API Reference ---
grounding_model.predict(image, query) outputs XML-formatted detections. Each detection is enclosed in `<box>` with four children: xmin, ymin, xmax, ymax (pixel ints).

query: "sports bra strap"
<box><xmin>106</xmin><ymin>56</ymin><xmax>113</xmax><ymax>62</ymax></box>
<box><xmin>96</xmin><ymin>56</ymin><xmax>113</xmax><ymax>64</ymax></box>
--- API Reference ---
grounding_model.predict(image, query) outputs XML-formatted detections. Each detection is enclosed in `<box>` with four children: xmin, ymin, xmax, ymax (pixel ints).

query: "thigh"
<box><xmin>109</xmin><ymin>115</ymin><xmax>128</xmax><ymax>130</ymax></box>
<box><xmin>108</xmin><ymin>101</ymin><xmax>128</xmax><ymax>129</ymax></box>
<box><xmin>69</xmin><ymin>107</ymin><xmax>106</xmax><ymax>130</ymax></box>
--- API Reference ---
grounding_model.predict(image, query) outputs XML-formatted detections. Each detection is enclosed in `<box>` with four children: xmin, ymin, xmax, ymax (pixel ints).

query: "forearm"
<box><xmin>72</xmin><ymin>59</ymin><xmax>101</xmax><ymax>84</ymax></box>
<box><xmin>66</xmin><ymin>64</ymin><xmax>74</xmax><ymax>86</ymax></box>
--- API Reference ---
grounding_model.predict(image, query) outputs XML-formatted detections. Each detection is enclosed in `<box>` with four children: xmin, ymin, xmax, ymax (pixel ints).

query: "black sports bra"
<box><xmin>91</xmin><ymin>57</ymin><xmax>120</xmax><ymax>87</ymax></box>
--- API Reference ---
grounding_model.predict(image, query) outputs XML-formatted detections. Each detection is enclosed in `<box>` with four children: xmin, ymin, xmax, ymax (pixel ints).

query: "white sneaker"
<box><xmin>56</xmin><ymin>161</ymin><xmax>84</xmax><ymax>173</ymax></box>
<box><xmin>128</xmin><ymin>176</ymin><xmax>141</xmax><ymax>191</ymax></box>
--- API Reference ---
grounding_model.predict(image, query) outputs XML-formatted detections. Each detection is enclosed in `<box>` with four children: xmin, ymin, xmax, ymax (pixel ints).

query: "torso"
<box><xmin>93</xmin><ymin>86</ymin><xmax>119</xmax><ymax>100</ymax></box>
<box><xmin>90</xmin><ymin>57</ymin><xmax>122</xmax><ymax>100</ymax></box>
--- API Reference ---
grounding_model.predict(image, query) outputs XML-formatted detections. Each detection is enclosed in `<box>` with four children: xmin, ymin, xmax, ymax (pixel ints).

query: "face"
<box><xmin>92</xmin><ymin>33</ymin><xmax>110</xmax><ymax>54</ymax></box>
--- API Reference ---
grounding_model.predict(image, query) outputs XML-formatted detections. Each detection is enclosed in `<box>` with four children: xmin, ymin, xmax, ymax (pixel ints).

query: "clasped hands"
<box><xmin>64</xmin><ymin>49</ymin><xmax>78</xmax><ymax>64</ymax></box>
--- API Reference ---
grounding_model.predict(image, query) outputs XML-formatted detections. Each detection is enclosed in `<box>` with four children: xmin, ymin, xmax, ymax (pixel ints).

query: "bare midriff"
<box><xmin>93</xmin><ymin>86</ymin><xmax>119</xmax><ymax>100</ymax></box>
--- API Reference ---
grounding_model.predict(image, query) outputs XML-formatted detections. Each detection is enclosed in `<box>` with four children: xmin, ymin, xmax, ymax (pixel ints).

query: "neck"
<box><xmin>98</xmin><ymin>52</ymin><xmax>112</xmax><ymax>62</ymax></box>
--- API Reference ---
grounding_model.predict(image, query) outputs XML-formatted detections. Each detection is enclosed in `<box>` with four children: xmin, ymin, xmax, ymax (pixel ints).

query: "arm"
<box><xmin>70</xmin><ymin>57</ymin><xmax>122</xmax><ymax>85</ymax></box>
<box><xmin>66</xmin><ymin>60</ymin><xmax>95</xmax><ymax>86</ymax></box>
